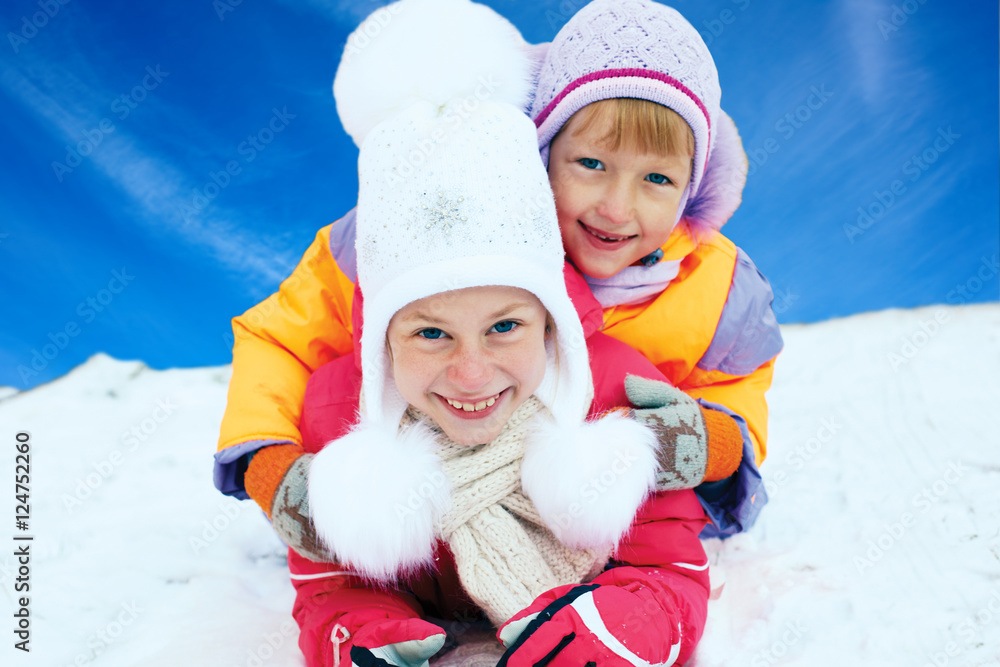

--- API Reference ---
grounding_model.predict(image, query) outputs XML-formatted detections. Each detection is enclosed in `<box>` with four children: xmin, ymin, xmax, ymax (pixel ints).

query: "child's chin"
<box><xmin>443</xmin><ymin>422</ymin><xmax>504</xmax><ymax>447</ymax></box>
<box><xmin>439</xmin><ymin>408</ymin><xmax>513</xmax><ymax>447</ymax></box>
<box><xmin>573</xmin><ymin>255</ymin><xmax>630</xmax><ymax>280</ymax></box>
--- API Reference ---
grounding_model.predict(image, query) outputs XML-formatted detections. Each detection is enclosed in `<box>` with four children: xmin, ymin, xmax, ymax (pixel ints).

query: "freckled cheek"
<box><xmin>390</xmin><ymin>351</ymin><xmax>439</xmax><ymax>402</ymax></box>
<box><xmin>504</xmin><ymin>342</ymin><xmax>548</xmax><ymax>395</ymax></box>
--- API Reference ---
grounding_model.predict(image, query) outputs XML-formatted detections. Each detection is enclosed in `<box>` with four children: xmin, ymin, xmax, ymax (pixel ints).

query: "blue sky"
<box><xmin>1</xmin><ymin>0</ymin><xmax>997</xmax><ymax>390</ymax></box>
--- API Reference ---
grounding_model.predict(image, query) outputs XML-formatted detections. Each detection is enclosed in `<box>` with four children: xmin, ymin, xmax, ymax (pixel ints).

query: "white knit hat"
<box><xmin>309</xmin><ymin>0</ymin><xmax>658</xmax><ymax>581</ymax></box>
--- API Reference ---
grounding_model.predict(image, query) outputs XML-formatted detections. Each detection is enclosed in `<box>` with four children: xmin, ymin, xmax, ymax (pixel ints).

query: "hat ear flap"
<box><xmin>520</xmin><ymin>413</ymin><xmax>658</xmax><ymax>549</ymax></box>
<box><xmin>683</xmin><ymin>110</ymin><xmax>747</xmax><ymax>240</ymax></box>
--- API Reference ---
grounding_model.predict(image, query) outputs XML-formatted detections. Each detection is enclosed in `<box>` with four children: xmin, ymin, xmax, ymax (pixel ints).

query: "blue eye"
<box><xmin>578</xmin><ymin>157</ymin><xmax>604</xmax><ymax>170</ymax></box>
<box><xmin>418</xmin><ymin>328</ymin><xmax>445</xmax><ymax>340</ymax></box>
<box><xmin>490</xmin><ymin>321</ymin><xmax>518</xmax><ymax>334</ymax></box>
<box><xmin>645</xmin><ymin>173</ymin><xmax>671</xmax><ymax>185</ymax></box>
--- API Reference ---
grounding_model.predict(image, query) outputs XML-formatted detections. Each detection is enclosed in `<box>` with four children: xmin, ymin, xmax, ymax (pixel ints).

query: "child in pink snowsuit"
<box><xmin>258</xmin><ymin>2</ymin><xmax>714</xmax><ymax>664</ymax></box>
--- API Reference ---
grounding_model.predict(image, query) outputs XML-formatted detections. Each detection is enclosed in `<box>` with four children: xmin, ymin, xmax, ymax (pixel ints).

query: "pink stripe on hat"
<box><xmin>535</xmin><ymin>68</ymin><xmax>711</xmax><ymax>134</ymax></box>
<box><xmin>534</xmin><ymin>72</ymin><xmax>713</xmax><ymax>187</ymax></box>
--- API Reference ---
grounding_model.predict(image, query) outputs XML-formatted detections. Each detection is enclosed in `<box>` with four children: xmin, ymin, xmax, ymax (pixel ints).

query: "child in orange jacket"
<box><xmin>215</xmin><ymin>0</ymin><xmax>780</xmax><ymax>540</ymax></box>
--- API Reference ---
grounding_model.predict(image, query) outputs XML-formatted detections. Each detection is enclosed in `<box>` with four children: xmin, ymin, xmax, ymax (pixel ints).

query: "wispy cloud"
<box><xmin>0</xmin><ymin>52</ymin><xmax>296</xmax><ymax>293</ymax></box>
<box><xmin>838</xmin><ymin>0</ymin><xmax>940</xmax><ymax>115</ymax></box>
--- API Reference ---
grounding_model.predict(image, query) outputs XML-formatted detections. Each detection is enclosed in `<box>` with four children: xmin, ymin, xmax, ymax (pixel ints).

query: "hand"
<box><xmin>625</xmin><ymin>374</ymin><xmax>708</xmax><ymax>490</ymax></box>
<box><xmin>349</xmin><ymin>618</ymin><xmax>447</xmax><ymax>667</ymax></box>
<box><xmin>497</xmin><ymin>583</ymin><xmax>682</xmax><ymax>666</ymax></box>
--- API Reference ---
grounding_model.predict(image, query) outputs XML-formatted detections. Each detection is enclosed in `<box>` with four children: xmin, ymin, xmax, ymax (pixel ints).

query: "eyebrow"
<box><xmin>486</xmin><ymin>302</ymin><xmax>532</xmax><ymax>320</ymax></box>
<box><xmin>400</xmin><ymin>301</ymin><xmax>534</xmax><ymax>325</ymax></box>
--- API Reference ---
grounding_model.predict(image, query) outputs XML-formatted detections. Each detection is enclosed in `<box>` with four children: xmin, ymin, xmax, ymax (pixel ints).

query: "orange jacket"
<box><xmin>215</xmin><ymin>210</ymin><xmax>782</xmax><ymax>535</ymax></box>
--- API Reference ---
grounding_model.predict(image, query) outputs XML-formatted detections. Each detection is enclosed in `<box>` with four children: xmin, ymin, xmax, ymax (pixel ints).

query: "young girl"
<box><xmin>529</xmin><ymin>0</ymin><xmax>785</xmax><ymax>535</ymax></box>
<box><xmin>264</xmin><ymin>4</ymin><xmax>712</xmax><ymax>664</ymax></box>
<box><xmin>215</xmin><ymin>0</ymin><xmax>768</xmax><ymax>550</ymax></box>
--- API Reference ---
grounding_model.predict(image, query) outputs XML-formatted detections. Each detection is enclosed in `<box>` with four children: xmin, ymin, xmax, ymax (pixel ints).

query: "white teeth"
<box><xmin>591</xmin><ymin>228</ymin><xmax>625</xmax><ymax>242</ymax></box>
<box><xmin>445</xmin><ymin>394</ymin><xmax>500</xmax><ymax>412</ymax></box>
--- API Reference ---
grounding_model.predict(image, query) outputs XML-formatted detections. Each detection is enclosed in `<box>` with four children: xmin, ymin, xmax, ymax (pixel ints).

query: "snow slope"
<box><xmin>1</xmin><ymin>304</ymin><xmax>998</xmax><ymax>666</ymax></box>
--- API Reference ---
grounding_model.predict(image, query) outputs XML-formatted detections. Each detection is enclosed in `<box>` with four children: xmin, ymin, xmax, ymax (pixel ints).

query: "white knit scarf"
<box><xmin>401</xmin><ymin>397</ymin><xmax>609</xmax><ymax>626</ymax></box>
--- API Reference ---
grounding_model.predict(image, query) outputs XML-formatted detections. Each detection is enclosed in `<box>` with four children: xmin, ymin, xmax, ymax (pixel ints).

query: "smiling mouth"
<box><xmin>579</xmin><ymin>221</ymin><xmax>635</xmax><ymax>243</ymax></box>
<box><xmin>443</xmin><ymin>392</ymin><xmax>501</xmax><ymax>413</ymax></box>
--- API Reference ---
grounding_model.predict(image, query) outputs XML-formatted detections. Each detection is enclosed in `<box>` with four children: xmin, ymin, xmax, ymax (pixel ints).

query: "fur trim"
<box><xmin>521</xmin><ymin>414</ymin><xmax>658</xmax><ymax>549</ymax></box>
<box><xmin>333</xmin><ymin>0</ymin><xmax>533</xmax><ymax>146</ymax></box>
<box><xmin>683</xmin><ymin>111</ymin><xmax>748</xmax><ymax>241</ymax></box>
<box><xmin>308</xmin><ymin>420</ymin><xmax>451</xmax><ymax>581</ymax></box>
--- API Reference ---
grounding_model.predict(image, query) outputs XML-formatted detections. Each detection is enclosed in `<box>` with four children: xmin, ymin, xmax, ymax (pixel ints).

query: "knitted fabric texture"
<box><xmin>269</xmin><ymin>454</ymin><xmax>331</xmax><ymax>562</ymax></box>
<box><xmin>625</xmin><ymin>374</ymin><xmax>709</xmax><ymax>490</ymax></box>
<box><xmin>245</xmin><ymin>443</ymin><xmax>304</xmax><ymax>519</ymax></box>
<box><xmin>331</xmin><ymin>0</ymin><xmax>595</xmax><ymax>433</ymax></box>
<box><xmin>702</xmin><ymin>407</ymin><xmax>744</xmax><ymax>482</ymax></box>
<box><xmin>353</xmin><ymin>99</ymin><xmax>594</xmax><ymax>433</ymax></box>
<box><xmin>530</xmin><ymin>0</ymin><xmax>721</xmax><ymax>203</ymax></box>
<box><xmin>404</xmin><ymin>397</ymin><xmax>608</xmax><ymax>627</ymax></box>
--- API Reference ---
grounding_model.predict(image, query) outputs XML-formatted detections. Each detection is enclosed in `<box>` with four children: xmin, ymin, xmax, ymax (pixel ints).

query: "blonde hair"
<box><xmin>568</xmin><ymin>98</ymin><xmax>695</xmax><ymax>158</ymax></box>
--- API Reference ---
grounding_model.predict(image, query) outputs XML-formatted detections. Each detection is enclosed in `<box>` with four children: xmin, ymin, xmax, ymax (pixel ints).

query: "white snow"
<box><xmin>1</xmin><ymin>304</ymin><xmax>997</xmax><ymax>666</ymax></box>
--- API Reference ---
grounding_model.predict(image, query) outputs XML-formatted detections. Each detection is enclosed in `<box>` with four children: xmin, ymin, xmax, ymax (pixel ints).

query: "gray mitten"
<box><xmin>269</xmin><ymin>453</ymin><xmax>331</xmax><ymax>562</ymax></box>
<box><xmin>624</xmin><ymin>374</ymin><xmax>708</xmax><ymax>490</ymax></box>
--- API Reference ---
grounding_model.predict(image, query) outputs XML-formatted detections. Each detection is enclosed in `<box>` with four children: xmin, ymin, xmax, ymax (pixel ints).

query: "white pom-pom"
<box><xmin>333</xmin><ymin>0</ymin><xmax>533</xmax><ymax>146</ymax></box>
<box><xmin>521</xmin><ymin>414</ymin><xmax>659</xmax><ymax>549</ymax></box>
<box><xmin>309</xmin><ymin>420</ymin><xmax>451</xmax><ymax>581</ymax></box>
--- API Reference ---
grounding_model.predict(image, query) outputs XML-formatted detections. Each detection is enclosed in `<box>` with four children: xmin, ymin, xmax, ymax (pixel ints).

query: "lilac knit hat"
<box><xmin>531</xmin><ymin>0</ymin><xmax>747</xmax><ymax>235</ymax></box>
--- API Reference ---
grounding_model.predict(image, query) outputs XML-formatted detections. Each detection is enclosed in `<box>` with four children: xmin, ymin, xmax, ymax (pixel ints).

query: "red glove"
<box><xmin>497</xmin><ymin>576</ymin><xmax>684</xmax><ymax>667</ymax></box>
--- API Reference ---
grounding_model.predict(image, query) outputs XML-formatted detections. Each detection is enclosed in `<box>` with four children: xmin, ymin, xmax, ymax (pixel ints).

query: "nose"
<box><xmin>447</xmin><ymin>341</ymin><xmax>493</xmax><ymax>392</ymax></box>
<box><xmin>595</xmin><ymin>177</ymin><xmax>635</xmax><ymax>226</ymax></box>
